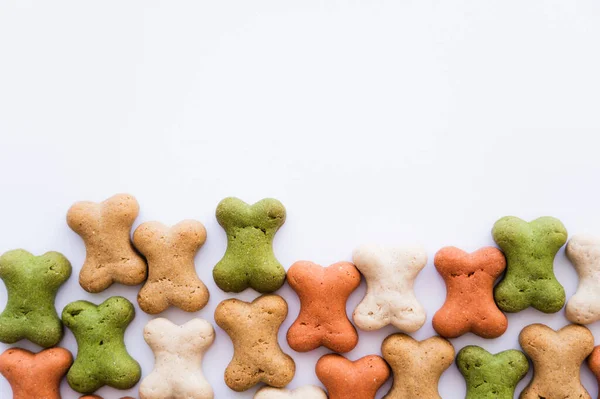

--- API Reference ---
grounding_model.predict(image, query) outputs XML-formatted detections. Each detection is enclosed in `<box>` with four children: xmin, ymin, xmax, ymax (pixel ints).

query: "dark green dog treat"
<box><xmin>493</xmin><ymin>216</ymin><xmax>567</xmax><ymax>313</ymax></box>
<box><xmin>62</xmin><ymin>296</ymin><xmax>141</xmax><ymax>394</ymax></box>
<box><xmin>0</xmin><ymin>249</ymin><xmax>71</xmax><ymax>347</ymax></box>
<box><xmin>457</xmin><ymin>345</ymin><xmax>529</xmax><ymax>399</ymax></box>
<box><xmin>213</xmin><ymin>197</ymin><xmax>286</xmax><ymax>293</ymax></box>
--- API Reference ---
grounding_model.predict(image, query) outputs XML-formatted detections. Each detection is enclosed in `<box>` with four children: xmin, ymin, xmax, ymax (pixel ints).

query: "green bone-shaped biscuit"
<box><xmin>0</xmin><ymin>249</ymin><xmax>71</xmax><ymax>347</ymax></box>
<box><xmin>213</xmin><ymin>197</ymin><xmax>286</xmax><ymax>293</ymax></box>
<box><xmin>457</xmin><ymin>346</ymin><xmax>529</xmax><ymax>399</ymax></box>
<box><xmin>62</xmin><ymin>296</ymin><xmax>141</xmax><ymax>394</ymax></box>
<box><xmin>493</xmin><ymin>216</ymin><xmax>567</xmax><ymax>313</ymax></box>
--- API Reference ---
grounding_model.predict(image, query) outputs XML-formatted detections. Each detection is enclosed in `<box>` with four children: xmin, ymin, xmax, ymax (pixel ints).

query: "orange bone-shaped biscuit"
<box><xmin>0</xmin><ymin>347</ymin><xmax>73</xmax><ymax>399</ymax></box>
<box><xmin>433</xmin><ymin>246</ymin><xmax>508</xmax><ymax>338</ymax></box>
<box><xmin>287</xmin><ymin>261</ymin><xmax>361</xmax><ymax>353</ymax></box>
<box><xmin>588</xmin><ymin>346</ymin><xmax>600</xmax><ymax>399</ymax></box>
<box><xmin>316</xmin><ymin>354</ymin><xmax>390</xmax><ymax>399</ymax></box>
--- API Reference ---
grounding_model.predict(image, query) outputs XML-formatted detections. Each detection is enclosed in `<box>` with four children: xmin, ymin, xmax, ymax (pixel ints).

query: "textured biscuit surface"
<box><xmin>457</xmin><ymin>346</ymin><xmax>529</xmax><ymax>399</ymax></box>
<box><xmin>215</xmin><ymin>295</ymin><xmax>295</xmax><ymax>391</ymax></box>
<box><xmin>213</xmin><ymin>197</ymin><xmax>286</xmax><ymax>293</ymax></box>
<box><xmin>67</xmin><ymin>193</ymin><xmax>147</xmax><ymax>292</ymax></box>
<box><xmin>0</xmin><ymin>249</ymin><xmax>71</xmax><ymax>347</ymax></box>
<box><xmin>352</xmin><ymin>245</ymin><xmax>427</xmax><ymax>332</ymax></box>
<box><xmin>433</xmin><ymin>246</ymin><xmax>507</xmax><ymax>338</ymax></box>
<box><xmin>140</xmin><ymin>318</ymin><xmax>214</xmax><ymax>399</ymax></box>
<box><xmin>254</xmin><ymin>385</ymin><xmax>328</xmax><ymax>399</ymax></box>
<box><xmin>316</xmin><ymin>354</ymin><xmax>389</xmax><ymax>399</ymax></box>
<box><xmin>519</xmin><ymin>323</ymin><xmax>593</xmax><ymax>399</ymax></box>
<box><xmin>587</xmin><ymin>346</ymin><xmax>600</xmax><ymax>399</ymax></box>
<box><xmin>566</xmin><ymin>234</ymin><xmax>600</xmax><ymax>324</ymax></box>
<box><xmin>287</xmin><ymin>261</ymin><xmax>360</xmax><ymax>353</ymax></box>
<box><xmin>62</xmin><ymin>296</ymin><xmax>141</xmax><ymax>394</ymax></box>
<box><xmin>0</xmin><ymin>347</ymin><xmax>72</xmax><ymax>399</ymax></box>
<box><xmin>134</xmin><ymin>220</ymin><xmax>209</xmax><ymax>314</ymax></box>
<box><xmin>381</xmin><ymin>333</ymin><xmax>454</xmax><ymax>399</ymax></box>
<box><xmin>493</xmin><ymin>216</ymin><xmax>567</xmax><ymax>313</ymax></box>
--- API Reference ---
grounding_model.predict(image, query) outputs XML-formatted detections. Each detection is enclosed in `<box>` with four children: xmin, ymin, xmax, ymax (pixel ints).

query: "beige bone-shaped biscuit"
<box><xmin>67</xmin><ymin>193</ymin><xmax>147</xmax><ymax>292</ymax></box>
<box><xmin>519</xmin><ymin>323</ymin><xmax>593</xmax><ymax>399</ymax></box>
<box><xmin>254</xmin><ymin>385</ymin><xmax>328</xmax><ymax>399</ymax></box>
<box><xmin>215</xmin><ymin>295</ymin><xmax>295</xmax><ymax>392</ymax></box>
<box><xmin>381</xmin><ymin>333</ymin><xmax>454</xmax><ymax>399</ymax></box>
<box><xmin>353</xmin><ymin>245</ymin><xmax>427</xmax><ymax>332</ymax></box>
<box><xmin>134</xmin><ymin>220</ymin><xmax>209</xmax><ymax>314</ymax></box>
<box><xmin>566</xmin><ymin>234</ymin><xmax>600</xmax><ymax>324</ymax></box>
<box><xmin>140</xmin><ymin>317</ymin><xmax>214</xmax><ymax>399</ymax></box>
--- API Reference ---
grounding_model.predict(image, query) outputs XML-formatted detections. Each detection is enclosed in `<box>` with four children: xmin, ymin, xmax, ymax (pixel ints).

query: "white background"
<box><xmin>1</xmin><ymin>1</ymin><xmax>600</xmax><ymax>398</ymax></box>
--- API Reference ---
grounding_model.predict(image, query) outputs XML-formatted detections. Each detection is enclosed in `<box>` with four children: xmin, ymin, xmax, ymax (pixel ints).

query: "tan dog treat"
<box><xmin>433</xmin><ymin>246</ymin><xmax>508</xmax><ymax>338</ymax></box>
<box><xmin>519</xmin><ymin>323</ymin><xmax>594</xmax><ymax>399</ymax></box>
<box><xmin>215</xmin><ymin>295</ymin><xmax>295</xmax><ymax>392</ymax></box>
<box><xmin>287</xmin><ymin>261</ymin><xmax>360</xmax><ymax>353</ymax></box>
<box><xmin>67</xmin><ymin>193</ymin><xmax>147</xmax><ymax>292</ymax></box>
<box><xmin>134</xmin><ymin>220</ymin><xmax>209</xmax><ymax>314</ymax></box>
<box><xmin>254</xmin><ymin>385</ymin><xmax>328</xmax><ymax>399</ymax></box>
<box><xmin>0</xmin><ymin>347</ymin><xmax>73</xmax><ymax>399</ymax></box>
<box><xmin>316</xmin><ymin>354</ymin><xmax>389</xmax><ymax>399</ymax></box>
<box><xmin>381</xmin><ymin>333</ymin><xmax>454</xmax><ymax>398</ymax></box>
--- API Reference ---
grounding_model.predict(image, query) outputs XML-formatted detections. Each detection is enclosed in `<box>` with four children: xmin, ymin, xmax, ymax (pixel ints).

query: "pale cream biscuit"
<box><xmin>254</xmin><ymin>385</ymin><xmax>328</xmax><ymax>399</ymax></box>
<box><xmin>566</xmin><ymin>234</ymin><xmax>600</xmax><ymax>324</ymax></box>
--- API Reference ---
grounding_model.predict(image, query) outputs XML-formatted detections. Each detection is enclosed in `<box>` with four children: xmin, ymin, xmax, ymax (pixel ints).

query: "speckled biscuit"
<box><xmin>433</xmin><ymin>246</ymin><xmax>507</xmax><ymax>338</ymax></box>
<box><xmin>457</xmin><ymin>346</ymin><xmax>529</xmax><ymax>399</ymax></box>
<box><xmin>493</xmin><ymin>216</ymin><xmax>567</xmax><ymax>313</ymax></box>
<box><xmin>519</xmin><ymin>323</ymin><xmax>593</xmax><ymax>399</ymax></box>
<box><xmin>381</xmin><ymin>333</ymin><xmax>454</xmax><ymax>399</ymax></box>
<box><xmin>254</xmin><ymin>385</ymin><xmax>328</xmax><ymax>399</ymax></box>
<box><xmin>287</xmin><ymin>261</ymin><xmax>360</xmax><ymax>353</ymax></box>
<box><xmin>140</xmin><ymin>318</ymin><xmax>214</xmax><ymax>399</ymax></box>
<box><xmin>0</xmin><ymin>249</ymin><xmax>72</xmax><ymax>347</ymax></box>
<box><xmin>566</xmin><ymin>234</ymin><xmax>600</xmax><ymax>324</ymax></box>
<box><xmin>134</xmin><ymin>220</ymin><xmax>210</xmax><ymax>314</ymax></box>
<box><xmin>213</xmin><ymin>197</ymin><xmax>286</xmax><ymax>293</ymax></box>
<box><xmin>352</xmin><ymin>245</ymin><xmax>427</xmax><ymax>332</ymax></box>
<box><xmin>67</xmin><ymin>193</ymin><xmax>147</xmax><ymax>292</ymax></box>
<box><xmin>0</xmin><ymin>347</ymin><xmax>72</xmax><ymax>399</ymax></box>
<box><xmin>316</xmin><ymin>354</ymin><xmax>390</xmax><ymax>399</ymax></box>
<box><xmin>215</xmin><ymin>295</ymin><xmax>295</xmax><ymax>391</ymax></box>
<box><xmin>62</xmin><ymin>296</ymin><xmax>141</xmax><ymax>394</ymax></box>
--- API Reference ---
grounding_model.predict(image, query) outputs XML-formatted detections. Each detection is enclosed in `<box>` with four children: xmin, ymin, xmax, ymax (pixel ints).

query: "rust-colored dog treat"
<box><xmin>433</xmin><ymin>246</ymin><xmax>508</xmax><ymax>338</ymax></box>
<box><xmin>0</xmin><ymin>347</ymin><xmax>72</xmax><ymax>399</ymax></box>
<box><xmin>316</xmin><ymin>354</ymin><xmax>390</xmax><ymax>399</ymax></box>
<box><xmin>381</xmin><ymin>333</ymin><xmax>454</xmax><ymax>399</ymax></box>
<box><xmin>214</xmin><ymin>295</ymin><xmax>295</xmax><ymax>392</ymax></box>
<box><xmin>588</xmin><ymin>346</ymin><xmax>600</xmax><ymax>398</ymax></box>
<box><xmin>287</xmin><ymin>261</ymin><xmax>360</xmax><ymax>353</ymax></box>
<box><xmin>519</xmin><ymin>323</ymin><xmax>594</xmax><ymax>399</ymax></box>
<box><xmin>67</xmin><ymin>193</ymin><xmax>147</xmax><ymax>292</ymax></box>
<box><xmin>134</xmin><ymin>220</ymin><xmax>209</xmax><ymax>314</ymax></box>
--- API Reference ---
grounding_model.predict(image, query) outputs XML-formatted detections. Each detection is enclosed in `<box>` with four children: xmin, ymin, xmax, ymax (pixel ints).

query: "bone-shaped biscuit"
<box><xmin>213</xmin><ymin>197</ymin><xmax>286</xmax><ymax>293</ymax></box>
<box><xmin>215</xmin><ymin>295</ymin><xmax>295</xmax><ymax>392</ymax></box>
<box><xmin>140</xmin><ymin>318</ymin><xmax>214</xmax><ymax>399</ymax></box>
<box><xmin>287</xmin><ymin>261</ymin><xmax>360</xmax><ymax>353</ymax></box>
<box><xmin>62</xmin><ymin>296</ymin><xmax>141</xmax><ymax>394</ymax></box>
<box><xmin>0</xmin><ymin>347</ymin><xmax>72</xmax><ymax>399</ymax></box>
<box><xmin>67</xmin><ymin>193</ymin><xmax>147</xmax><ymax>292</ymax></box>
<box><xmin>519</xmin><ymin>323</ymin><xmax>593</xmax><ymax>399</ymax></box>
<box><xmin>316</xmin><ymin>354</ymin><xmax>390</xmax><ymax>399</ymax></box>
<box><xmin>134</xmin><ymin>220</ymin><xmax>210</xmax><ymax>314</ymax></box>
<box><xmin>457</xmin><ymin>346</ymin><xmax>529</xmax><ymax>399</ymax></box>
<box><xmin>565</xmin><ymin>234</ymin><xmax>600</xmax><ymax>324</ymax></box>
<box><xmin>433</xmin><ymin>246</ymin><xmax>508</xmax><ymax>338</ymax></box>
<box><xmin>587</xmin><ymin>346</ymin><xmax>600</xmax><ymax>399</ymax></box>
<box><xmin>254</xmin><ymin>385</ymin><xmax>328</xmax><ymax>399</ymax></box>
<box><xmin>0</xmin><ymin>249</ymin><xmax>71</xmax><ymax>347</ymax></box>
<box><xmin>381</xmin><ymin>333</ymin><xmax>454</xmax><ymax>399</ymax></box>
<box><xmin>352</xmin><ymin>245</ymin><xmax>426</xmax><ymax>332</ymax></box>
<box><xmin>492</xmin><ymin>216</ymin><xmax>567</xmax><ymax>313</ymax></box>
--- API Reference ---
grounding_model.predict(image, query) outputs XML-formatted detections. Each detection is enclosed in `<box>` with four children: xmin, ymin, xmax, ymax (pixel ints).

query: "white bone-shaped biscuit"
<box><xmin>566</xmin><ymin>234</ymin><xmax>600</xmax><ymax>324</ymax></box>
<box><xmin>352</xmin><ymin>244</ymin><xmax>427</xmax><ymax>332</ymax></box>
<box><xmin>140</xmin><ymin>318</ymin><xmax>214</xmax><ymax>399</ymax></box>
<box><xmin>254</xmin><ymin>385</ymin><xmax>328</xmax><ymax>399</ymax></box>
